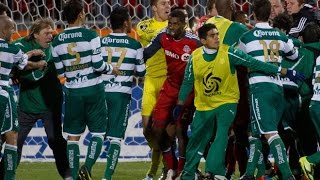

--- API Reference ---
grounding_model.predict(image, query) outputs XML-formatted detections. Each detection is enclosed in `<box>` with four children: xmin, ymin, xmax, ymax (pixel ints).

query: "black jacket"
<box><xmin>289</xmin><ymin>4</ymin><xmax>316</xmax><ymax>38</ymax></box>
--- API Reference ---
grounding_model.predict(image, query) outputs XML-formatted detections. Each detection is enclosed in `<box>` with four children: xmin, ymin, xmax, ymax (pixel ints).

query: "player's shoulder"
<box><xmin>125</xmin><ymin>35</ymin><xmax>143</xmax><ymax>49</ymax></box>
<box><xmin>232</xmin><ymin>22</ymin><xmax>249</xmax><ymax>31</ymax></box>
<box><xmin>185</xmin><ymin>31</ymin><xmax>200</xmax><ymax>41</ymax></box>
<box><xmin>4</xmin><ymin>41</ymin><xmax>20</xmax><ymax>54</ymax></box>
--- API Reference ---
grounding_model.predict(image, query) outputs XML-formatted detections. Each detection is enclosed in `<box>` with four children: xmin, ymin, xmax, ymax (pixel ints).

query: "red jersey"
<box><xmin>144</xmin><ymin>29</ymin><xmax>201</xmax><ymax>87</ymax></box>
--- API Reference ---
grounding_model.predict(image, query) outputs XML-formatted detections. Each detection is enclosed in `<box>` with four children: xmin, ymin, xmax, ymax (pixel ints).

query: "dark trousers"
<box><xmin>17</xmin><ymin>110</ymin><xmax>70</xmax><ymax>178</ymax></box>
<box><xmin>0</xmin><ymin>109</ymin><xmax>71</xmax><ymax>179</ymax></box>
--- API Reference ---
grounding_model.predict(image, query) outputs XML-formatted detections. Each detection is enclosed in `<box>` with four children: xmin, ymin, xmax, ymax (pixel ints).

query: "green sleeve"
<box><xmin>228</xmin><ymin>46</ymin><xmax>279</xmax><ymax>74</ymax></box>
<box><xmin>224</xmin><ymin>22</ymin><xmax>248</xmax><ymax>46</ymax></box>
<box><xmin>14</xmin><ymin>39</ymin><xmax>52</xmax><ymax>82</ymax></box>
<box><xmin>178</xmin><ymin>55</ymin><xmax>194</xmax><ymax>103</ymax></box>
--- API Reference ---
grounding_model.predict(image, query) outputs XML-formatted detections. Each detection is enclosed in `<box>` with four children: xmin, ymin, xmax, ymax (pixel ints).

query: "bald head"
<box><xmin>0</xmin><ymin>15</ymin><xmax>14</xmax><ymax>41</ymax></box>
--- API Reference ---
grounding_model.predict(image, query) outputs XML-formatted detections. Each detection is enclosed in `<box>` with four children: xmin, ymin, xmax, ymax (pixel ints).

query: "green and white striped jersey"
<box><xmin>312</xmin><ymin>56</ymin><xmax>320</xmax><ymax>101</ymax></box>
<box><xmin>0</xmin><ymin>38</ymin><xmax>28</xmax><ymax>88</ymax></box>
<box><xmin>100</xmin><ymin>33</ymin><xmax>145</xmax><ymax>94</ymax></box>
<box><xmin>239</xmin><ymin>23</ymin><xmax>298</xmax><ymax>89</ymax></box>
<box><xmin>52</xmin><ymin>27</ymin><xmax>112</xmax><ymax>92</ymax></box>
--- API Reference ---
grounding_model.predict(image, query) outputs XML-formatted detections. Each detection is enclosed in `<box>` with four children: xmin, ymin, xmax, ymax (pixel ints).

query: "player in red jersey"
<box><xmin>143</xmin><ymin>9</ymin><xmax>201</xmax><ymax>179</ymax></box>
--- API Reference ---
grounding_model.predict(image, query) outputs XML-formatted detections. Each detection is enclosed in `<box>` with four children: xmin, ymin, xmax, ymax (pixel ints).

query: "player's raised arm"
<box><xmin>143</xmin><ymin>29</ymin><xmax>165</xmax><ymax>61</ymax></box>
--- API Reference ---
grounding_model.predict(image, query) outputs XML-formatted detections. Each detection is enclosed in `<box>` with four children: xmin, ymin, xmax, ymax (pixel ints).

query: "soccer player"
<box><xmin>179</xmin><ymin>23</ymin><xmax>303</xmax><ymax>180</ymax></box>
<box><xmin>100</xmin><ymin>7</ymin><xmax>146</xmax><ymax>180</ymax></box>
<box><xmin>299</xmin><ymin>22</ymin><xmax>320</xmax><ymax>180</ymax></box>
<box><xmin>205</xmin><ymin>0</ymin><xmax>250</xmax><ymax>177</ymax></box>
<box><xmin>51</xmin><ymin>1</ymin><xmax>117</xmax><ymax>179</ymax></box>
<box><xmin>136</xmin><ymin>1</ymin><xmax>170</xmax><ymax>179</ymax></box>
<box><xmin>144</xmin><ymin>9</ymin><xmax>201</xmax><ymax>179</ymax></box>
<box><xmin>238</xmin><ymin>0</ymin><xmax>300</xmax><ymax>179</ymax></box>
<box><xmin>12</xmin><ymin>18</ymin><xmax>71</xmax><ymax>179</ymax></box>
<box><xmin>273</xmin><ymin>13</ymin><xmax>302</xmax><ymax>179</ymax></box>
<box><xmin>0</xmin><ymin>15</ymin><xmax>47</xmax><ymax>180</ymax></box>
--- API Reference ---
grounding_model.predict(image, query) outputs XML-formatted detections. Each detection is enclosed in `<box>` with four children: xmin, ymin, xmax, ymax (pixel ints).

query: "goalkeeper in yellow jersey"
<box><xmin>136</xmin><ymin>0</ymin><xmax>170</xmax><ymax>179</ymax></box>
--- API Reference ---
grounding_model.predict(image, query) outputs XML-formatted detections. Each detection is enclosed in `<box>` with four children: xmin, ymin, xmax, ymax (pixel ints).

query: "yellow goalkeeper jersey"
<box><xmin>136</xmin><ymin>18</ymin><xmax>167</xmax><ymax>78</ymax></box>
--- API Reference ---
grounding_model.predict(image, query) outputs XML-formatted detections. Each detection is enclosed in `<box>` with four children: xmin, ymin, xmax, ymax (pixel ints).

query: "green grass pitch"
<box><xmin>17</xmin><ymin>162</ymin><xmax>240</xmax><ymax>179</ymax></box>
<box><xmin>17</xmin><ymin>162</ymin><xmax>163</xmax><ymax>180</ymax></box>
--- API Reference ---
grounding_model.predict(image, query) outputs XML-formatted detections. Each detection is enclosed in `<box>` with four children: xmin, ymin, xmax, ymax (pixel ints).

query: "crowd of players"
<box><xmin>0</xmin><ymin>0</ymin><xmax>319</xmax><ymax>180</ymax></box>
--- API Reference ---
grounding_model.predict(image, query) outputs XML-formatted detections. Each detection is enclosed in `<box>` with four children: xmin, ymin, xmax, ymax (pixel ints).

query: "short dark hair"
<box><xmin>110</xmin><ymin>7</ymin><xmax>130</xmax><ymax>30</ymax></box>
<box><xmin>301</xmin><ymin>22</ymin><xmax>320</xmax><ymax>43</ymax></box>
<box><xmin>26</xmin><ymin>18</ymin><xmax>54</xmax><ymax>41</ymax></box>
<box><xmin>234</xmin><ymin>10</ymin><xmax>246</xmax><ymax>20</ymax></box>
<box><xmin>198</xmin><ymin>23</ymin><xmax>217</xmax><ymax>40</ymax></box>
<box><xmin>272</xmin><ymin>13</ymin><xmax>293</xmax><ymax>33</ymax></box>
<box><xmin>206</xmin><ymin>0</ymin><xmax>215</xmax><ymax>12</ymax></box>
<box><xmin>62</xmin><ymin>0</ymin><xmax>84</xmax><ymax>24</ymax></box>
<box><xmin>253</xmin><ymin>0</ymin><xmax>271</xmax><ymax>22</ymax></box>
<box><xmin>0</xmin><ymin>3</ymin><xmax>9</xmax><ymax>15</ymax></box>
<box><xmin>169</xmin><ymin>9</ymin><xmax>186</xmax><ymax>23</ymax></box>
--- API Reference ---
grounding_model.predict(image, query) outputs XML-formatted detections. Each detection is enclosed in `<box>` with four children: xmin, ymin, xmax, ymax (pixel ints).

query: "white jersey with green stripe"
<box><xmin>0</xmin><ymin>38</ymin><xmax>28</xmax><ymax>88</ymax></box>
<box><xmin>52</xmin><ymin>26</ymin><xmax>109</xmax><ymax>91</ymax></box>
<box><xmin>100</xmin><ymin>33</ymin><xmax>145</xmax><ymax>94</ymax></box>
<box><xmin>239</xmin><ymin>23</ymin><xmax>298</xmax><ymax>88</ymax></box>
<box><xmin>312</xmin><ymin>56</ymin><xmax>320</xmax><ymax>101</ymax></box>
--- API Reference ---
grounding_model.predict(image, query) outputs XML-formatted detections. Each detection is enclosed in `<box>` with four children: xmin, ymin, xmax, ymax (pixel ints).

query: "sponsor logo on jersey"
<box><xmin>102</xmin><ymin>37</ymin><xmax>129</xmax><ymax>45</ymax></box>
<box><xmin>0</xmin><ymin>43</ymin><xmax>9</xmax><ymax>48</ymax></box>
<box><xmin>165</xmin><ymin>50</ymin><xmax>180</xmax><ymax>59</ymax></box>
<box><xmin>69</xmin><ymin>73</ymin><xmax>88</xmax><ymax>85</ymax></box>
<box><xmin>58</xmin><ymin>32</ymin><xmax>83</xmax><ymax>42</ymax></box>
<box><xmin>253</xmin><ymin>30</ymin><xmax>280</xmax><ymax>38</ymax></box>
<box><xmin>181</xmin><ymin>53</ymin><xmax>190</xmax><ymax>61</ymax></box>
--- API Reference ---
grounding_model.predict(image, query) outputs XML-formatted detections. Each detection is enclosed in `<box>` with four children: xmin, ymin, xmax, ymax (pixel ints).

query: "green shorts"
<box><xmin>250</xmin><ymin>90</ymin><xmax>284</xmax><ymax>137</ymax></box>
<box><xmin>281</xmin><ymin>89</ymin><xmax>299</xmax><ymax>130</ymax></box>
<box><xmin>0</xmin><ymin>87</ymin><xmax>18</xmax><ymax>134</ymax></box>
<box><xmin>63</xmin><ymin>87</ymin><xmax>107</xmax><ymax>135</ymax></box>
<box><xmin>105</xmin><ymin>92</ymin><xmax>131</xmax><ymax>139</ymax></box>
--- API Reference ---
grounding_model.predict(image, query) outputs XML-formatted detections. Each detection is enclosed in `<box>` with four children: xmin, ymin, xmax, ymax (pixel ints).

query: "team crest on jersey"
<box><xmin>139</xmin><ymin>21</ymin><xmax>153</xmax><ymax>33</ymax></box>
<box><xmin>202</xmin><ymin>67</ymin><xmax>222</xmax><ymax>97</ymax></box>
<box><xmin>183</xmin><ymin>45</ymin><xmax>191</xmax><ymax>53</ymax></box>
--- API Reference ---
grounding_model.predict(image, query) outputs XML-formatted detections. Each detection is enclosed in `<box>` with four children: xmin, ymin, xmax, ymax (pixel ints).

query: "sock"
<box><xmin>268</xmin><ymin>134</ymin><xmax>292</xmax><ymax>179</ymax></box>
<box><xmin>307</xmin><ymin>152</ymin><xmax>320</xmax><ymax>164</ymax></box>
<box><xmin>4</xmin><ymin>144</ymin><xmax>17</xmax><ymax>180</ymax></box>
<box><xmin>162</xmin><ymin>147</ymin><xmax>177</xmax><ymax>170</ymax></box>
<box><xmin>84</xmin><ymin>135</ymin><xmax>103</xmax><ymax>172</ymax></box>
<box><xmin>256</xmin><ymin>152</ymin><xmax>265</xmax><ymax>178</ymax></box>
<box><xmin>147</xmin><ymin>149</ymin><xmax>161</xmax><ymax>177</ymax></box>
<box><xmin>177</xmin><ymin>156</ymin><xmax>186</xmax><ymax>175</ymax></box>
<box><xmin>244</xmin><ymin>137</ymin><xmax>262</xmax><ymax>176</ymax></box>
<box><xmin>104</xmin><ymin>139</ymin><xmax>121</xmax><ymax>180</ymax></box>
<box><xmin>67</xmin><ymin>141</ymin><xmax>80</xmax><ymax>180</ymax></box>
